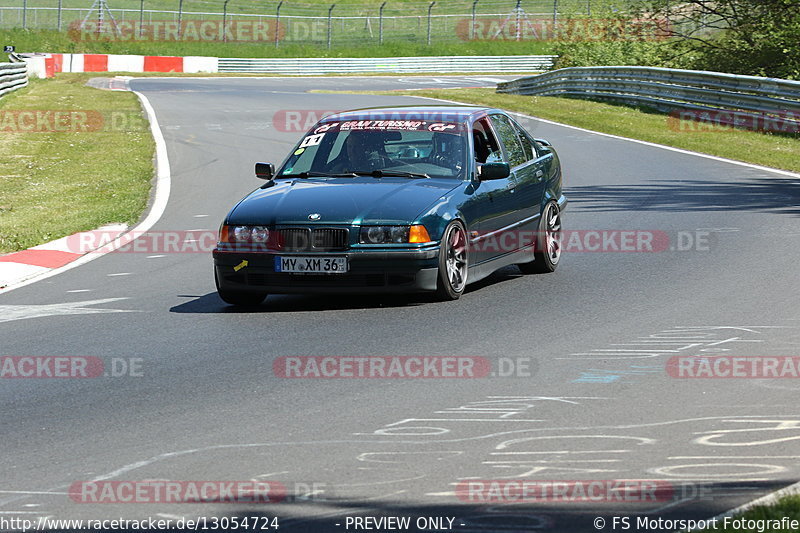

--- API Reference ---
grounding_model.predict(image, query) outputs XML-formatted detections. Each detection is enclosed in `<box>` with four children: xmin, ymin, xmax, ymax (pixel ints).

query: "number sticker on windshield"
<box><xmin>299</xmin><ymin>133</ymin><xmax>325</xmax><ymax>147</ymax></box>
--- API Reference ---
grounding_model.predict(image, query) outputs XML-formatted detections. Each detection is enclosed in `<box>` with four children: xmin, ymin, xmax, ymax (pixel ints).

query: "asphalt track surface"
<box><xmin>2</xmin><ymin>75</ymin><xmax>800</xmax><ymax>533</ymax></box>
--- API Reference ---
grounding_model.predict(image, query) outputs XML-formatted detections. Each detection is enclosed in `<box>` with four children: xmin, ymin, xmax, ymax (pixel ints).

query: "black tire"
<box><xmin>215</xmin><ymin>271</ymin><xmax>267</xmax><ymax>306</ymax></box>
<box><xmin>435</xmin><ymin>221</ymin><xmax>469</xmax><ymax>301</ymax></box>
<box><xmin>518</xmin><ymin>201</ymin><xmax>562</xmax><ymax>274</ymax></box>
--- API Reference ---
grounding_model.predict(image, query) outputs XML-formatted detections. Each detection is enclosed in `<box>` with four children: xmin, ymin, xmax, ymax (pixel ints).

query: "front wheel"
<box><xmin>518</xmin><ymin>201</ymin><xmax>562</xmax><ymax>274</ymax></box>
<box><xmin>435</xmin><ymin>221</ymin><xmax>469</xmax><ymax>301</ymax></box>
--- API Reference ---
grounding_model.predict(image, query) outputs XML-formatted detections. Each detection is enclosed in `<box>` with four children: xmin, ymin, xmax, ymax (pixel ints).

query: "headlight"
<box><xmin>250</xmin><ymin>226</ymin><xmax>270</xmax><ymax>242</ymax></box>
<box><xmin>366</xmin><ymin>226</ymin><xmax>387</xmax><ymax>244</ymax></box>
<box><xmin>390</xmin><ymin>226</ymin><xmax>408</xmax><ymax>243</ymax></box>
<box><xmin>219</xmin><ymin>225</ymin><xmax>270</xmax><ymax>244</ymax></box>
<box><xmin>359</xmin><ymin>225</ymin><xmax>430</xmax><ymax>244</ymax></box>
<box><xmin>233</xmin><ymin>226</ymin><xmax>251</xmax><ymax>243</ymax></box>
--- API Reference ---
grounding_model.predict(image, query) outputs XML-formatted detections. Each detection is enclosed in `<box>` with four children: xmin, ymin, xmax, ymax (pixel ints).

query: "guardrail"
<box><xmin>218</xmin><ymin>55</ymin><xmax>557</xmax><ymax>75</ymax></box>
<box><xmin>498</xmin><ymin>66</ymin><xmax>800</xmax><ymax>129</ymax></box>
<box><xmin>0</xmin><ymin>62</ymin><xmax>28</xmax><ymax>98</ymax></box>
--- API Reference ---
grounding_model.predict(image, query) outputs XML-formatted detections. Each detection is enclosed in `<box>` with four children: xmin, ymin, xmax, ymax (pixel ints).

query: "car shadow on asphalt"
<box><xmin>30</xmin><ymin>479</ymin><xmax>798</xmax><ymax>532</ymax></box>
<box><xmin>169</xmin><ymin>268</ymin><xmax>524</xmax><ymax>314</ymax></box>
<box><xmin>566</xmin><ymin>177</ymin><xmax>800</xmax><ymax>216</ymax></box>
<box><xmin>206</xmin><ymin>479</ymin><xmax>796</xmax><ymax>531</ymax></box>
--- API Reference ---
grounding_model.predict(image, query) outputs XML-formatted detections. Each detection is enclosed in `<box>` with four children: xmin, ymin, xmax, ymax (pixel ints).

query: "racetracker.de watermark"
<box><xmin>455</xmin><ymin>480</ymin><xmax>710</xmax><ymax>503</ymax></box>
<box><xmin>667</xmin><ymin>109</ymin><xmax>800</xmax><ymax>134</ymax></box>
<box><xmin>0</xmin><ymin>356</ymin><xmax>143</xmax><ymax>378</ymax></box>
<box><xmin>68</xmin><ymin>480</ymin><xmax>334</xmax><ymax>504</ymax></box>
<box><xmin>0</xmin><ymin>110</ymin><xmax>147</xmax><ymax>133</ymax></box>
<box><xmin>68</xmin><ymin>20</ymin><xmax>285</xmax><ymax>42</ymax></box>
<box><xmin>667</xmin><ymin>356</ymin><xmax>800</xmax><ymax>378</ymax></box>
<box><xmin>471</xmin><ymin>229</ymin><xmax>709</xmax><ymax>253</ymax></box>
<box><xmin>69</xmin><ymin>481</ymin><xmax>285</xmax><ymax>504</ymax></box>
<box><xmin>273</xmin><ymin>356</ymin><xmax>537</xmax><ymax>378</ymax></box>
<box><xmin>455</xmin><ymin>17</ymin><xmax>670</xmax><ymax>41</ymax></box>
<box><xmin>66</xmin><ymin>229</ymin><xmax>712</xmax><ymax>254</ymax></box>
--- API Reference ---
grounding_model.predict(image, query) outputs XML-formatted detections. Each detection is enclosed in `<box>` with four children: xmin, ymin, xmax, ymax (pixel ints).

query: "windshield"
<box><xmin>279</xmin><ymin>119</ymin><xmax>468</xmax><ymax>180</ymax></box>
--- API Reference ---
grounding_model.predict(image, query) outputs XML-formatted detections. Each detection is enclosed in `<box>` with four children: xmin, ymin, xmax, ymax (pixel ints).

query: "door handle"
<box><xmin>535</xmin><ymin>170</ymin><xmax>544</xmax><ymax>179</ymax></box>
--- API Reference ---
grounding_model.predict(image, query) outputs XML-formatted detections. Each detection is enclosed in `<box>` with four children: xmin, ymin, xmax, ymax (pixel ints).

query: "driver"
<box><xmin>327</xmin><ymin>130</ymin><xmax>388</xmax><ymax>173</ymax></box>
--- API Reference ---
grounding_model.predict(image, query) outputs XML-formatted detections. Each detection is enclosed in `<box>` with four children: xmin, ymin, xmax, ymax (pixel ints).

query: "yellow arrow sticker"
<box><xmin>233</xmin><ymin>260</ymin><xmax>249</xmax><ymax>272</ymax></box>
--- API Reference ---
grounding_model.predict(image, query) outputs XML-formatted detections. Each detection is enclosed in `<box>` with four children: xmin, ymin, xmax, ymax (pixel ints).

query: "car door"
<box><xmin>486</xmin><ymin>113</ymin><xmax>541</xmax><ymax>253</ymax></box>
<box><xmin>508</xmin><ymin>116</ymin><xmax>549</xmax><ymax>231</ymax></box>
<box><xmin>463</xmin><ymin>116</ymin><xmax>520</xmax><ymax>265</ymax></box>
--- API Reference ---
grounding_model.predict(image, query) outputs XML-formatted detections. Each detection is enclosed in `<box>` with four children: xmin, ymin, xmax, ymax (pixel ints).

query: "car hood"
<box><xmin>228</xmin><ymin>177</ymin><xmax>461</xmax><ymax>225</ymax></box>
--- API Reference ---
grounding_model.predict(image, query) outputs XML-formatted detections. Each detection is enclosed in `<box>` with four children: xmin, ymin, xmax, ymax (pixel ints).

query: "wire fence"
<box><xmin>0</xmin><ymin>0</ymin><xmax>623</xmax><ymax>46</ymax></box>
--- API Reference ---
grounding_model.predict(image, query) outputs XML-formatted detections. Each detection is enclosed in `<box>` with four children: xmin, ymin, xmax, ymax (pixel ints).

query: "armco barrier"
<box><xmin>497</xmin><ymin>66</ymin><xmax>800</xmax><ymax>130</ymax></box>
<box><xmin>0</xmin><ymin>62</ymin><xmax>28</xmax><ymax>97</ymax></box>
<box><xmin>217</xmin><ymin>55</ymin><xmax>557</xmax><ymax>74</ymax></box>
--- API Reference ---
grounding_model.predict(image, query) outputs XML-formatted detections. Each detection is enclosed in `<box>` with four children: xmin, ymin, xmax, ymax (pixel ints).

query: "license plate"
<box><xmin>275</xmin><ymin>256</ymin><xmax>348</xmax><ymax>274</ymax></box>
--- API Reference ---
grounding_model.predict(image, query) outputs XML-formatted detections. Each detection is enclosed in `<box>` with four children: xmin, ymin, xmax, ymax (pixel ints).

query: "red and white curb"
<box><xmin>0</xmin><ymin>224</ymin><xmax>128</xmax><ymax>289</ymax></box>
<box><xmin>22</xmin><ymin>53</ymin><xmax>218</xmax><ymax>78</ymax></box>
<box><xmin>0</xmin><ymin>90</ymin><xmax>171</xmax><ymax>293</ymax></box>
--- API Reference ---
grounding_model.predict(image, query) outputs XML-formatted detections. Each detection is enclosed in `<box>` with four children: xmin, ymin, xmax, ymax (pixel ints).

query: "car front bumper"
<box><xmin>213</xmin><ymin>246</ymin><xmax>440</xmax><ymax>294</ymax></box>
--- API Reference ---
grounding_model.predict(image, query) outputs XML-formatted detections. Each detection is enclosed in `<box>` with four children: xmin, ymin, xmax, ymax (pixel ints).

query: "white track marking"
<box><xmin>0</xmin><ymin>298</ymin><xmax>133</xmax><ymax>323</ymax></box>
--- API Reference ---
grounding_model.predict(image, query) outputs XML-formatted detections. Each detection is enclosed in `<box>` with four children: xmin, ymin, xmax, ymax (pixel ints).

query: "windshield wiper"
<box><xmin>279</xmin><ymin>171</ymin><xmax>358</xmax><ymax>178</ymax></box>
<box><xmin>347</xmin><ymin>170</ymin><xmax>431</xmax><ymax>179</ymax></box>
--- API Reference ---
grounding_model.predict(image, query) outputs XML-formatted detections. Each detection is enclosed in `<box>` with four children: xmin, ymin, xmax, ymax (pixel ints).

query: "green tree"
<box><xmin>645</xmin><ymin>0</ymin><xmax>800</xmax><ymax>79</ymax></box>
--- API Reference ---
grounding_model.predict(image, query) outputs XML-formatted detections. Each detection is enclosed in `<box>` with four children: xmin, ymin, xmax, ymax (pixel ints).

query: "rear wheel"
<box><xmin>215</xmin><ymin>271</ymin><xmax>267</xmax><ymax>306</ymax></box>
<box><xmin>518</xmin><ymin>201</ymin><xmax>562</xmax><ymax>274</ymax></box>
<box><xmin>435</xmin><ymin>221</ymin><xmax>468</xmax><ymax>301</ymax></box>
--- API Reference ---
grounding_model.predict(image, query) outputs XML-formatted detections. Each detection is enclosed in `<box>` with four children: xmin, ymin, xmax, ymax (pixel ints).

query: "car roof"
<box><xmin>320</xmin><ymin>105</ymin><xmax>498</xmax><ymax>124</ymax></box>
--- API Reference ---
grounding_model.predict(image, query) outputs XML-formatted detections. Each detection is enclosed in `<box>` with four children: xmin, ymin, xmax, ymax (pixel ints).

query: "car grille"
<box><xmin>275</xmin><ymin>227</ymin><xmax>348</xmax><ymax>252</ymax></box>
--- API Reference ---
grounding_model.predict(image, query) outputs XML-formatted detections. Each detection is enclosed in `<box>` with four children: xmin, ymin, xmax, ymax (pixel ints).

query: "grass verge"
<box><xmin>0</xmin><ymin>74</ymin><xmax>154</xmax><ymax>253</ymax></box>
<box><xmin>699</xmin><ymin>494</ymin><xmax>800</xmax><ymax>532</ymax></box>
<box><xmin>365</xmin><ymin>88</ymin><xmax>800</xmax><ymax>173</ymax></box>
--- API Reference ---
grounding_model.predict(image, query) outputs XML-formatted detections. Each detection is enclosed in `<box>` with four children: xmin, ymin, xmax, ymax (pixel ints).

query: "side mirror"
<box><xmin>534</xmin><ymin>138</ymin><xmax>551</xmax><ymax>147</ymax></box>
<box><xmin>479</xmin><ymin>162</ymin><xmax>510</xmax><ymax>180</ymax></box>
<box><xmin>255</xmin><ymin>162</ymin><xmax>274</xmax><ymax>180</ymax></box>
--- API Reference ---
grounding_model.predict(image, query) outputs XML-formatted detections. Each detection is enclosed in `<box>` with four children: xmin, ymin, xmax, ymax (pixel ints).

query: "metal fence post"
<box><xmin>470</xmin><ymin>0</ymin><xmax>478</xmax><ymax>40</ymax></box>
<box><xmin>426</xmin><ymin>1</ymin><xmax>435</xmax><ymax>45</ymax></box>
<box><xmin>327</xmin><ymin>4</ymin><xmax>335</xmax><ymax>49</ymax></box>
<box><xmin>379</xmin><ymin>1</ymin><xmax>385</xmax><ymax>44</ymax></box>
<box><xmin>57</xmin><ymin>0</ymin><xmax>63</xmax><ymax>30</ymax></box>
<box><xmin>222</xmin><ymin>0</ymin><xmax>230</xmax><ymax>42</ymax></box>
<box><xmin>275</xmin><ymin>0</ymin><xmax>282</xmax><ymax>47</ymax></box>
<box><xmin>138</xmin><ymin>0</ymin><xmax>144</xmax><ymax>37</ymax></box>
<box><xmin>177</xmin><ymin>0</ymin><xmax>183</xmax><ymax>38</ymax></box>
<box><xmin>22</xmin><ymin>0</ymin><xmax>27</xmax><ymax>29</ymax></box>
<box><xmin>552</xmin><ymin>0</ymin><xmax>558</xmax><ymax>27</ymax></box>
